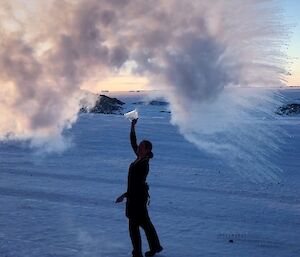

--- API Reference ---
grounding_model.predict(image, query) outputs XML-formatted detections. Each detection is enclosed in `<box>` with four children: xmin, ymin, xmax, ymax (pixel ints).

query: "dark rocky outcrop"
<box><xmin>80</xmin><ymin>95</ymin><xmax>125</xmax><ymax>114</ymax></box>
<box><xmin>133</xmin><ymin>100</ymin><xmax>169</xmax><ymax>106</ymax></box>
<box><xmin>276</xmin><ymin>103</ymin><xmax>300</xmax><ymax>116</ymax></box>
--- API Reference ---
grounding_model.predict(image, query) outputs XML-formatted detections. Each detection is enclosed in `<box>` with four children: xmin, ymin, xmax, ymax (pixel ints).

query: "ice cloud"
<box><xmin>0</xmin><ymin>0</ymin><xmax>130</xmax><ymax>151</ymax></box>
<box><xmin>0</xmin><ymin>0</ymin><xmax>288</xmax><ymax>178</ymax></box>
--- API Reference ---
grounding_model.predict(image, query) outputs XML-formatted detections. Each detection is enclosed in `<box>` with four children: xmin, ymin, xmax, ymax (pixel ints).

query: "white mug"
<box><xmin>124</xmin><ymin>109</ymin><xmax>139</xmax><ymax>121</ymax></box>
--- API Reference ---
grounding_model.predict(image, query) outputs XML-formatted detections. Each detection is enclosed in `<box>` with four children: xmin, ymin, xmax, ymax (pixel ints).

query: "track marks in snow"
<box><xmin>1</xmin><ymin>168</ymin><xmax>299</xmax><ymax>206</ymax></box>
<box><xmin>0</xmin><ymin>186</ymin><xmax>112</xmax><ymax>208</ymax></box>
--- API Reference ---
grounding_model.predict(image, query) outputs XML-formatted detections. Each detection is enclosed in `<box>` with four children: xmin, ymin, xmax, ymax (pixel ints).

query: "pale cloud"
<box><xmin>0</xmin><ymin>0</ymin><xmax>288</xmax><ymax>160</ymax></box>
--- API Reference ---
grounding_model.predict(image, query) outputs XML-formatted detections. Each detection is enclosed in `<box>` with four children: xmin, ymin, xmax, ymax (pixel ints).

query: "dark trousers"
<box><xmin>129</xmin><ymin>215</ymin><xmax>161</xmax><ymax>256</ymax></box>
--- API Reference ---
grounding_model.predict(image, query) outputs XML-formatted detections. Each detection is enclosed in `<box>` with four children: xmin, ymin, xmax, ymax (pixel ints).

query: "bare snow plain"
<box><xmin>0</xmin><ymin>89</ymin><xmax>299</xmax><ymax>257</ymax></box>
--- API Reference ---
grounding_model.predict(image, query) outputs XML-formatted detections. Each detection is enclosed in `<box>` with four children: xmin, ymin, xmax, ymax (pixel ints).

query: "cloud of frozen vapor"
<box><xmin>0</xmin><ymin>0</ymin><xmax>288</xmax><ymax>178</ymax></box>
<box><xmin>0</xmin><ymin>0</ymin><xmax>129</xmax><ymax>151</ymax></box>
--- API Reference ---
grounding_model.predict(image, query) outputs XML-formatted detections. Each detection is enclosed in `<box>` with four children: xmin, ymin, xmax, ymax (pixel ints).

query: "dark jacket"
<box><xmin>125</xmin><ymin>129</ymin><xmax>150</xmax><ymax>221</ymax></box>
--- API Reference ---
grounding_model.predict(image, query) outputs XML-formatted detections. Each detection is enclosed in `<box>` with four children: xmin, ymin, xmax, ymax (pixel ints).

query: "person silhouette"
<box><xmin>116</xmin><ymin>118</ymin><xmax>163</xmax><ymax>257</ymax></box>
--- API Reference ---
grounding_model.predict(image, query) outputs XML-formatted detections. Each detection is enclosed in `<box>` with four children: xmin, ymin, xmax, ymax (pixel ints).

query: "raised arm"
<box><xmin>130</xmin><ymin>119</ymin><xmax>138</xmax><ymax>156</ymax></box>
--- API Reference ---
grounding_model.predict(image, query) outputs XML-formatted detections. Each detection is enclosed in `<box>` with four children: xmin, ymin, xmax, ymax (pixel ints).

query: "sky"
<box><xmin>282</xmin><ymin>0</ymin><xmax>300</xmax><ymax>86</ymax></box>
<box><xmin>0</xmin><ymin>0</ymin><xmax>299</xmax><ymax>93</ymax></box>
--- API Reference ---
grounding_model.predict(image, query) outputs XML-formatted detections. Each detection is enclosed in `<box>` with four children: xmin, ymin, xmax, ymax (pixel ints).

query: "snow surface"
<box><xmin>0</xmin><ymin>89</ymin><xmax>299</xmax><ymax>257</ymax></box>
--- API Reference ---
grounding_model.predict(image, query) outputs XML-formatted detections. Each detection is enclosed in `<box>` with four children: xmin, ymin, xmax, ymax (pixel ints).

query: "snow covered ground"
<box><xmin>0</xmin><ymin>89</ymin><xmax>299</xmax><ymax>257</ymax></box>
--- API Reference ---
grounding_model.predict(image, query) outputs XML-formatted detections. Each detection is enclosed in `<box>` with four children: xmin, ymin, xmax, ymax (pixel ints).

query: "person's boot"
<box><xmin>145</xmin><ymin>246</ymin><xmax>163</xmax><ymax>257</ymax></box>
